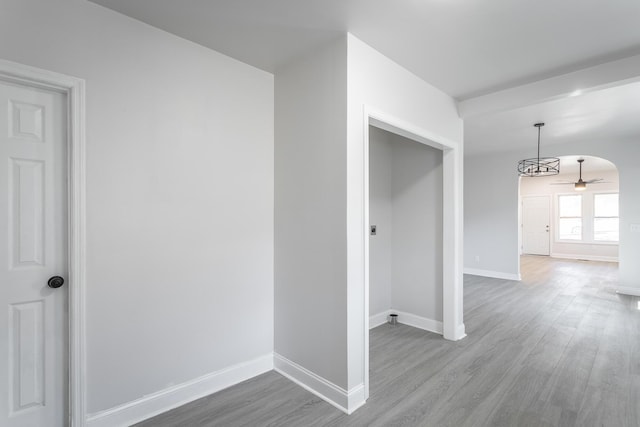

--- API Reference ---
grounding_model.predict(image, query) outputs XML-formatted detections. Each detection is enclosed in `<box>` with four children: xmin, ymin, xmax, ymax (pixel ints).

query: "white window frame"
<box><xmin>555</xmin><ymin>191</ymin><xmax>619</xmax><ymax>245</ymax></box>
<box><xmin>593</xmin><ymin>192</ymin><xmax>619</xmax><ymax>242</ymax></box>
<box><xmin>557</xmin><ymin>193</ymin><xmax>583</xmax><ymax>242</ymax></box>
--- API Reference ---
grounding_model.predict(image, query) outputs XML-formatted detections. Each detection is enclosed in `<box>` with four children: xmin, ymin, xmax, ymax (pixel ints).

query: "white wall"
<box><xmin>465</xmin><ymin>139</ymin><xmax>640</xmax><ymax>293</ymax></box>
<box><xmin>520</xmin><ymin>168</ymin><xmax>619</xmax><ymax>261</ymax></box>
<box><xmin>274</xmin><ymin>37</ymin><xmax>348</xmax><ymax>388</ymax></box>
<box><xmin>464</xmin><ymin>152</ymin><xmax>520</xmax><ymax>277</ymax></box>
<box><xmin>347</xmin><ymin>34</ymin><xmax>464</xmax><ymax>398</ymax></box>
<box><xmin>369</xmin><ymin>128</ymin><xmax>443</xmax><ymax>322</ymax></box>
<box><xmin>391</xmin><ymin>135</ymin><xmax>443</xmax><ymax>321</ymax></box>
<box><xmin>368</xmin><ymin>127</ymin><xmax>393</xmax><ymax>316</ymax></box>
<box><xmin>273</xmin><ymin>34</ymin><xmax>463</xmax><ymax>413</ymax></box>
<box><xmin>1</xmin><ymin>0</ymin><xmax>274</xmax><ymax>417</ymax></box>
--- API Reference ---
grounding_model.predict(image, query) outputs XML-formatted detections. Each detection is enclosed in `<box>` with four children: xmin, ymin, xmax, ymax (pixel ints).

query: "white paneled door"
<box><xmin>522</xmin><ymin>195</ymin><xmax>550</xmax><ymax>256</ymax></box>
<box><xmin>0</xmin><ymin>80</ymin><xmax>68</xmax><ymax>426</ymax></box>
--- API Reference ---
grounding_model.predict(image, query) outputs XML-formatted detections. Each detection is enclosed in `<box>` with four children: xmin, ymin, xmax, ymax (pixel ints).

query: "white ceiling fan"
<box><xmin>551</xmin><ymin>159</ymin><xmax>607</xmax><ymax>191</ymax></box>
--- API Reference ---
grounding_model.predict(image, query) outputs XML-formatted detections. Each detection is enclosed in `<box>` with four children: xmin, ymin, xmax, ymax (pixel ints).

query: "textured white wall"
<box><xmin>274</xmin><ymin>37</ymin><xmax>348</xmax><ymax>388</ymax></box>
<box><xmin>0</xmin><ymin>0</ymin><xmax>274</xmax><ymax>414</ymax></box>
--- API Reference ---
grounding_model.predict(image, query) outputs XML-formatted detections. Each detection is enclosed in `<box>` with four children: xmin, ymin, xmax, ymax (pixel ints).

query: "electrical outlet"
<box><xmin>475</xmin><ymin>255</ymin><xmax>480</xmax><ymax>263</ymax></box>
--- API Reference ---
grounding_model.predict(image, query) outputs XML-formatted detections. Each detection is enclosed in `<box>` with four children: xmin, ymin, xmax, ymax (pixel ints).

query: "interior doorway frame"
<box><xmin>0</xmin><ymin>59</ymin><xmax>87</xmax><ymax>426</ymax></box>
<box><xmin>362</xmin><ymin>107</ymin><xmax>465</xmax><ymax>401</ymax></box>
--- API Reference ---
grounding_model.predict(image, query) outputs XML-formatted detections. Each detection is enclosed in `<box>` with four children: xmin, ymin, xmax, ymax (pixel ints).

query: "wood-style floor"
<box><xmin>135</xmin><ymin>256</ymin><xmax>639</xmax><ymax>427</ymax></box>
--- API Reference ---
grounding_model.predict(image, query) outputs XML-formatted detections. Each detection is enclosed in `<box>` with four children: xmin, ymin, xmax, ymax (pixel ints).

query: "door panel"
<box><xmin>9</xmin><ymin>300</ymin><xmax>45</xmax><ymax>413</ymax></box>
<box><xmin>0</xmin><ymin>80</ymin><xmax>67</xmax><ymax>427</ymax></box>
<box><xmin>522</xmin><ymin>196</ymin><xmax>550</xmax><ymax>256</ymax></box>
<box><xmin>10</xmin><ymin>158</ymin><xmax>45</xmax><ymax>268</ymax></box>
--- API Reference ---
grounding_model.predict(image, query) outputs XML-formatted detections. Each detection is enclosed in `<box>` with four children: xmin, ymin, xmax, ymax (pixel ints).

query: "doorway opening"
<box><xmin>368</xmin><ymin>125</ymin><xmax>443</xmax><ymax>330</ymax></box>
<box><xmin>518</xmin><ymin>155</ymin><xmax>620</xmax><ymax>274</ymax></box>
<box><xmin>366</xmin><ymin>124</ymin><xmax>444</xmax><ymax>399</ymax></box>
<box><xmin>361</xmin><ymin>109</ymin><xmax>464</xmax><ymax>402</ymax></box>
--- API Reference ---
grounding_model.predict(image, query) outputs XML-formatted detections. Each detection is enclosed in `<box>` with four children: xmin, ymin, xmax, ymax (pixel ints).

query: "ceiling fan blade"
<box><xmin>584</xmin><ymin>178</ymin><xmax>604</xmax><ymax>183</ymax></box>
<box><xmin>585</xmin><ymin>181</ymin><xmax>612</xmax><ymax>184</ymax></box>
<box><xmin>549</xmin><ymin>182</ymin><xmax>573</xmax><ymax>185</ymax></box>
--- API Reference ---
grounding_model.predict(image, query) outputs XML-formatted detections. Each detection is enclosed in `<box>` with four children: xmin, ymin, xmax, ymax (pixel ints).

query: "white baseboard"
<box><xmin>464</xmin><ymin>268</ymin><xmax>521</xmax><ymax>281</ymax></box>
<box><xmin>456</xmin><ymin>323</ymin><xmax>467</xmax><ymax>340</ymax></box>
<box><xmin>369</xmin><ymin>309</ymin><xmax>443</xmax><ymax>335</ymax></box>
<box><xmin>369</xmin><ymin>309</ymin><xmax>392</xmax><ymax>329</ymax></box>
<box><xmin>273</xmin><ymin>353</ymin><xmax>365</xmax><ymax>415</ymax></box>
<box><xmin>394</xmin><ymin>310</ymin><xmax>443</xmax><ymax>335</ymax></box>
<box><xmin>616</xmin><ymin>286</ymin><xmax>640</xmax><ymax>297</ymax></box>
<box><xmin>550</xmin><ymin>253</ymin><xmax>619</xmax><ymax>263</ymax></box>
<box><xmin>86</xmin><ymin>353</ymin><xmax>273</xmax><ymax>427</ymax></box>
<box><xmin>442</xmin><ymin>323</ymin><xmax>467</xmax><ymax>341</ymax></box>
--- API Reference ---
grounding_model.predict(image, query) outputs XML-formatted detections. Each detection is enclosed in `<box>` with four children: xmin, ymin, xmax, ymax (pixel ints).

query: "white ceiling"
<box><xmin>464</xmin><ymin>81</ymin><xmax>640</xmax><ymax>155</ymax></box>
<box><xmin>90</xmin><ymin>0</ymin><xmax>640</xmax><ymax>100</ymax></box>
<box><xmin>89</xmin><ymin>0</ymin><xmax>640</xmax><ymax>157</ymax></box>
<box><xmin>554</xmin><ymin>155</ymin><xmax>617</xmax><ymax>175</ymax></box>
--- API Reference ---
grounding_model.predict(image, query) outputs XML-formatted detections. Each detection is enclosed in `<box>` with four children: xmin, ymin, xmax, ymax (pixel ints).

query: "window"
<box><xmin>594</xmin><ymin>193</ymin><xmax>619</xmax><ymax>241</ymax></box>
<box><xmin>556</xmin><ymin>192</ymin><xmax>619</xmax><ymax>244</ymax></box>
<box><xmin>558</xmin><ymin>194</ymin><xmax>582</xmax><ymax>240</ymax></box>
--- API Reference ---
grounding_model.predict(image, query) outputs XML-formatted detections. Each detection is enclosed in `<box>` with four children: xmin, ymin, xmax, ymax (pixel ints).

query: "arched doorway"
<box><xmin>518</xmin><ymin>155</ymin><xmax>619</xmax><ymax>268</ymax></box>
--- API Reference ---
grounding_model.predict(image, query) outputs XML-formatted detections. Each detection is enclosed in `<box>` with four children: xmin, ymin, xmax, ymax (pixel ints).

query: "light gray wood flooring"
<box><xmin>135</xmin><ymin>256</ymin><xmax>639</xmax><ymax>426</ymax></box>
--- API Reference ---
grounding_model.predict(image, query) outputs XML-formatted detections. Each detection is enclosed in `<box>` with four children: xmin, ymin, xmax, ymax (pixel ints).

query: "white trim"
<box><xmin>346</xmin><ymin>384</ymin><xmax>366</xmax><ymax>413</ymax></box>
<box><xmin>273</xmin><ymin>353</ymin><xmax>365</xmax><ymax>415</ymax></box>
<box><xmin>363</xmin><ymin>119</ymin><xmax>371</xmax><ymax>401</ymax></box>
<box><xmin>369</xmin><ymin>310</ymin><xmax>392</xmax><ymax>329</ymax></box>
<box><xmin>464</xmin><ymin>268</ymin><xmax>521</xmax><ymax>281</ymax></box>
<box><xmin>616</xmin><ymin>286</ymin><xmax>640</xmax><ymax>297</ymax></box>
<box><xmin>554</xmin><ymin>191</ymin><xmax>621</xmax><ymax>246</ymax></box>
<box><xmin>370</xmin><ymin>310</ymin><xmax>445</xmax><ymax>335</ymax></box>
<box><xmin>0</xmin><ymin>59</ymin><xmax>87</xmax><ymax>427</ymax></box>
<box><xmin>86</xmin><ymin>354</ymin><xmax>273</xmax><ymax>427</ymax></box>
<box><xmin>550</xmin><ymin>253</ymin><xmax>618</xmax><ymax>263</ymax></box>
<box><xmin>393</xmin><ymin>311</ymin><xmax>443</xmax><ymax>335</ymax></box>
<box><xmin>368</xmin><ymin>115</ymin><xmax>460</xmax><ymax>151</ymax></box>
<box><xmin>362</xmin><ymin>106</ymin><xmax>465</xmax><ymax>404</ymax></box>
<box><xmin>455</xmin><ymin>323</ymin><xmax>467</xmax><ymax>340</ymax></box>
<box><xmin>554</xmin><ymin>239</ymin><xmax>620</xmax><ymax>246</ymax></box>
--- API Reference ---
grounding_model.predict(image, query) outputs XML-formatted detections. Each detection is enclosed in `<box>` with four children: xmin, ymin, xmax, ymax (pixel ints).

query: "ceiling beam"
<box><xmin>458</xmin><ymin>54</ymin><xmax>640</xmax><ymax>119</ymax></box>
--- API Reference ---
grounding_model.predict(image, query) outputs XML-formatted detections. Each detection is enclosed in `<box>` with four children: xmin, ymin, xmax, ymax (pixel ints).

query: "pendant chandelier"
<box><xmin>517</xmin><ymin>123</ymin><xmax>560</xmax><ymax>177</ymax></box>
